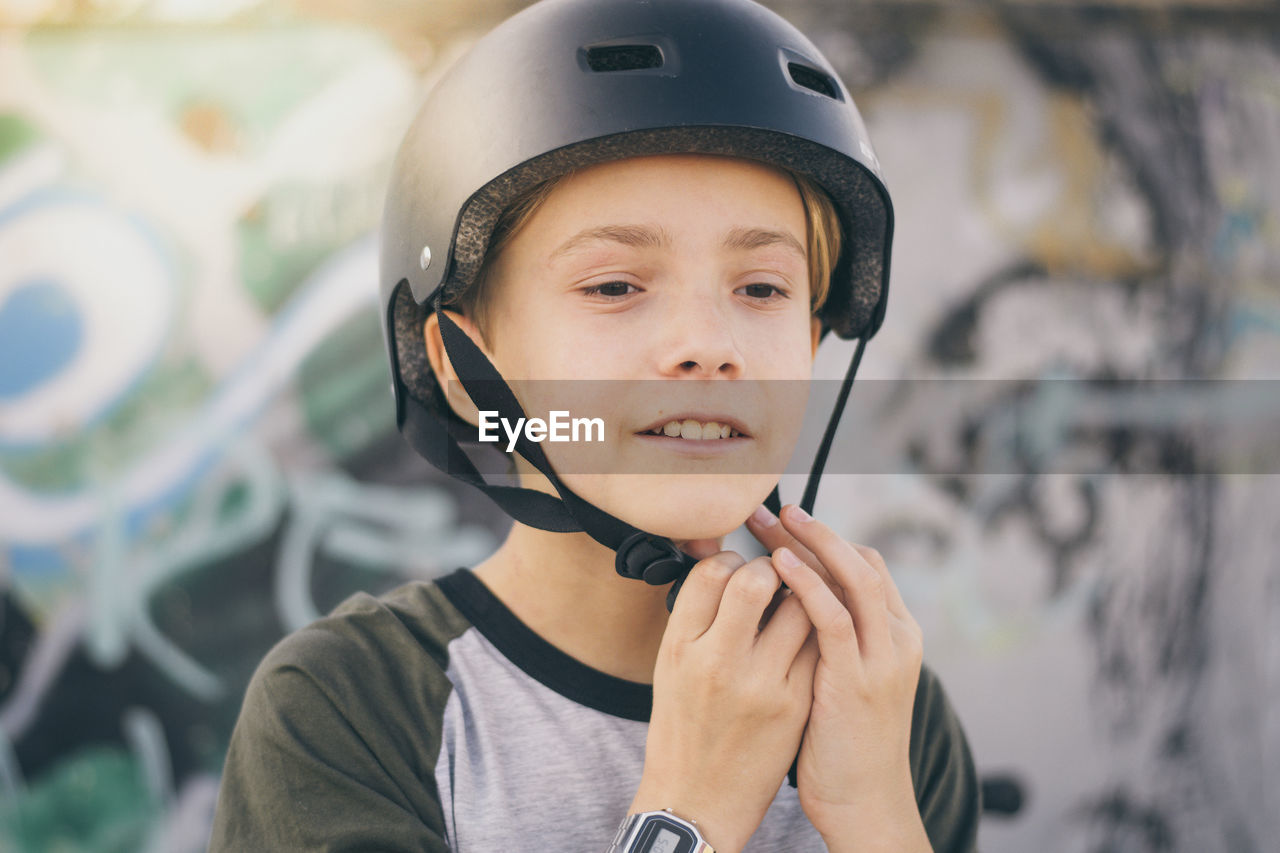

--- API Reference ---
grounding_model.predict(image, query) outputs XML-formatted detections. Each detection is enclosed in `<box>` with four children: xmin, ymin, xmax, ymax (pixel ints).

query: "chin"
<box><xmin>565</xmin><ymin>473</ymin><xmax>775</xmax><ymax>542</ymax></box>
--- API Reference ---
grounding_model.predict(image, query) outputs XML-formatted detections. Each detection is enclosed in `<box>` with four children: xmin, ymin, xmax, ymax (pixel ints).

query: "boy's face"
<box><xmin>446</xmin><ymin>154</ymin><xmax>821</xmax><ymax>539</ymax></box>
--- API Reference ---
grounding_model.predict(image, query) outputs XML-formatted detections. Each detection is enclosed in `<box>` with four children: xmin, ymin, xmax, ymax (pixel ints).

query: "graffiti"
<box><xmin>0</xmin><ymin>1</ymin><xmax>1276</xmax><ymax>851</ymax></box>
<box><xmin>0</xmin><ymin>10</ymin><xmax>501</xmax><ymax>851</ymax></box>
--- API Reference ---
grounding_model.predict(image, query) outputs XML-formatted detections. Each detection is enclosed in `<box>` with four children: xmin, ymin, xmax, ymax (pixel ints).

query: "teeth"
<box><xmin>650</xmin><ymin>419</ymin><xmax>742</xmax><ymax>440</ymax></box>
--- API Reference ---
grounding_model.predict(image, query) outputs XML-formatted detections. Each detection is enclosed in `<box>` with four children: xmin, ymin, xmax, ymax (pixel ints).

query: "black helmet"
<box><xmin>378</xmin><ymin>0</ymin><xmax>893</xmax><ymax>603</ymax></box>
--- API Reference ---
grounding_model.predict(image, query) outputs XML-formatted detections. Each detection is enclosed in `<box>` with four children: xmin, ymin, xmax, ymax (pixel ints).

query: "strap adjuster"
<box><xmin>614</xmin><ymin>532</ymin><xmax>689</xmax><ymax>585</ymax></box>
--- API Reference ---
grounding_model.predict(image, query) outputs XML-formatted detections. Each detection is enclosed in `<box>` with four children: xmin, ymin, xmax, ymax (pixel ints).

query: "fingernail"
<box><xmin>788</xmin><ymin>505</ymin><xmax>813</xmax><ymax>523</ymax></box>
<box><xmin>775</xmin><ymin>546</ymin><xmax>802</xmax><ymax>570</ymax></box>
<box><xmin>749</xmin><ymin>505</ymin><xmax>778</xmax><ymax>528</ymax></box>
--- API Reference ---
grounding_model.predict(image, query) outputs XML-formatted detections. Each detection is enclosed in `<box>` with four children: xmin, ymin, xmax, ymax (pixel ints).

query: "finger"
<box><xmin>778</xmin><ymin>506</ymin><xmax>892</xmax><ymax>656</ymax></box>
<box><xmin>756</xmin><ymin>591</ymin><xmax>815</xmax><ymax>674</ymax></box>
<box><xmin>667</xmin><ymin>551</ymin><xmax>745</xmax><ymax>641</ymax></box>
<box><xmin>787</xmin><ymin>629</ymin><xmax>819</xmax><ymax>685</ymax></box>
<box><xmin>889</xmin><ymin>613</ymin><xmax>925</xmax><ymax>668</ymax></box>
<box><xmin>746</xmin><ymin>505</ymin><xmax>847</xmax><ymax>606</ymax></box>
<box><xmin>850</xmin><ymin>543</ymin><xmax>911</xmax><ymax>621</ymax></box>
<box><xmin>757</xmin><ymin>585</ymin><xmax>787</xmax><ymax>632</ymax></box>
<box><xmin>708</xmin><ymin>555</ymin><xmax>782</xmax><ymax>648</ymax></box>
<box><xmin>756</xmin><ymin>507</ymin><xmax>912</xmax><ymax>625</ymax></box>
<box><xmin>772</xmin><ymin>546</ymin><xmax>861</xmax><ymax>668</ymax></box>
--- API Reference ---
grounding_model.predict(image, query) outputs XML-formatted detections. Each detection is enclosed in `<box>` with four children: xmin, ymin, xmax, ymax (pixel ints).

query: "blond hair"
<box><xmin>453</xmin><ymin>163</ymin><xmax>842</xmax><ymax>335</ymax></box>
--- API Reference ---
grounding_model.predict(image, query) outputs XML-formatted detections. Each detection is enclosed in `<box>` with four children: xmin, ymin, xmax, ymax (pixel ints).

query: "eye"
<box><xmin>581</xmin><ymin>281</ymin><xmax>638</xmax><ymax>299</ymax></box>
<box><xmin>737</xmin><ymin>282</ymin><xmax>789</xmax><ymax>301</ymax></box>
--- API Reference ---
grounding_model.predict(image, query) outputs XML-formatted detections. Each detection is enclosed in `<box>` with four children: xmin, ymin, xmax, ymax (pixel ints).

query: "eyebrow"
<box><xmin>722</xmin><ymin>226</ymin><xmax>806</xmax><ymax>259</ymax></box>
<box><xmin>551</xmin><ymin>224</ymin><xmax>672</xmax><ymax>258</ymax></box>
<box><xmin>548</xmin><ymin>223</ymin><xmax>805</xmax><ymax>260</ymax></box>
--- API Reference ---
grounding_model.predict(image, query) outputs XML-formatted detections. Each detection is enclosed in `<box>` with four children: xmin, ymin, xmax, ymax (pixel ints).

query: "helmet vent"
<box><xmin>586</xmin><ymin>44</ymin><xmax>664</xmax><ymax>72</ymax></box>
<box><xmin>787</xmin><ymin>62</ymin><xmax>838</xmax><ymax>99</ymax></box>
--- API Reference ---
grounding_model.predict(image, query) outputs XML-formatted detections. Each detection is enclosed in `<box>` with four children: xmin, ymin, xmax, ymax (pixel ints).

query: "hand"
<box><xmin>630</xmin><ymin>548</ymin><xmax>820</xmax><ymax>853</ymax></box>
<box><xmin>746</xmin><ymin>505</ymin><xmax>930</xmax><ymax>851</ymax></box>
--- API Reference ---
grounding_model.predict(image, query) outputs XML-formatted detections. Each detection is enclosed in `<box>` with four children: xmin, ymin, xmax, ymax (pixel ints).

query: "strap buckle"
<box><xmin>614</xmin><ymin>532</ymin><xmax>689</xmax><ymax>585</ymax></box>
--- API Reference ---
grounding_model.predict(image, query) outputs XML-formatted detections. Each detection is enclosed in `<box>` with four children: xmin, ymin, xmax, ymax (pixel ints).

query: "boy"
<box><xmin>211</xmin><ymin>1</ymin><xmax>981</xmax><ymax>851</ymax></box>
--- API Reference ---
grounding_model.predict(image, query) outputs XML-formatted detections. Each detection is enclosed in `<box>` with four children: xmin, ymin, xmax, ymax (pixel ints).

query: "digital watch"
<box><xmin>607</xmin><ymin>808</ymin><xmax>715</xmax><ymax>853</ymax></box>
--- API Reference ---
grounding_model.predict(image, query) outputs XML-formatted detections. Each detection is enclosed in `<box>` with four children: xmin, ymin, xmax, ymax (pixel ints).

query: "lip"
<box><xmin>636</xmin><ymin>412</ymin><xmax>752</xmax><ymax>439</ymax></box>
<box><xmin>632</xmin><ymin>432</ymin><xmax>751</xmax><ymax>461</ymax></box>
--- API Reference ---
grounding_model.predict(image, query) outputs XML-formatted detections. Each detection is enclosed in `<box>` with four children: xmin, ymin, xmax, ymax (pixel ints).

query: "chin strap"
<box><xmin>800</xmin><ymin>335</ymin><xmax>867</xmax><ymax>512</ymax></box>
<box><xmin>432</xmin><ymin>296</ymin><xmax>696</xmax><ymax>607</ymax></box>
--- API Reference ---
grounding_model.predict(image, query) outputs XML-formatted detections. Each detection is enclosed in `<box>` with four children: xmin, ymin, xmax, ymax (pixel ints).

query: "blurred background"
<box><xmin>0</xmin><ymin>0</ymin><xmax>1277</xmax><ymax>851</ymax></box>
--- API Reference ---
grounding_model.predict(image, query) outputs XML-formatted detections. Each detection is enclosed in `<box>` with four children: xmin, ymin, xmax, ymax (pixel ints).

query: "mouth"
<box><xmin>636</xmin><ymin>414</ymin><xmax>751</xmax><ymax>441</ymax></box>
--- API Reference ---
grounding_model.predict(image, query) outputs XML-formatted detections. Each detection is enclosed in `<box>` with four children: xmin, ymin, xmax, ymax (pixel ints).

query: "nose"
<box><xmin>654</xmin><ymin>292</ymin><xmax>745</xmax><ymax>379</ymax></box>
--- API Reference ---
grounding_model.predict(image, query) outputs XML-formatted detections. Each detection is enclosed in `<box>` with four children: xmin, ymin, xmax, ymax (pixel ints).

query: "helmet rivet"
<box><xmin>419</xmin><ymin>245</ymin><xmax>432</xmax><ymax>270</ymax></box>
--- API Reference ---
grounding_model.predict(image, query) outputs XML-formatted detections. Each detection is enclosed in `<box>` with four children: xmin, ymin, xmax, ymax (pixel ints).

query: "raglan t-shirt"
<box><xmin>210</xmin><ymin>568</ymin><xmax>981</xmax><ymax>852</ymax></box>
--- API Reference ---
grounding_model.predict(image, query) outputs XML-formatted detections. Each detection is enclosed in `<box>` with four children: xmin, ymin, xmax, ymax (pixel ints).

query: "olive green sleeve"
<box><xmin>209</xmin><ymin>590</ymin><xmax>460</xmax><ymax>852</ymax></box>
<box><xmin>910</xmin><ymin>665</ymin><xmax>982</xmax><ymax>853</ymax></box>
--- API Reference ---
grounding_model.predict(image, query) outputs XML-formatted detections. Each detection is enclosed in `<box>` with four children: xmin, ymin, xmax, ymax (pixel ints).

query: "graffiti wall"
<box><xmin>0</xmin><ymin>1</ymin><xmax>1276</xmax><ymax>851</ymax></box>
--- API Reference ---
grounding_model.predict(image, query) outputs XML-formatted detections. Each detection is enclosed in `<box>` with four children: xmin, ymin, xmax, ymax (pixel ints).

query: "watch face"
<box><xmin>651</xmin><ymin>827</ymin><xmax>681</xmax><ymax>853</ymax></box>
<box><xmin>634</xmin><ymin>815</ymin><xmax>696</xmax><ymax>853</ymax></box>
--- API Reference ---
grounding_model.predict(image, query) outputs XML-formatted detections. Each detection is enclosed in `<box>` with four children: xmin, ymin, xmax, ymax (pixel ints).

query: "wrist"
<box><xmin>611</xmin><ymin>808</ymin><xmax>718</xmax><ymax>853</ymax></box>
<box><xmin>628</xmin><ymin>784</ymin><xmax>745</xmax><ymax>853</ymax></box>
<box><xmin>807</xmin><ymin>774</ymin><xmax>929</xmax><ymax>853</ymax></box>
<box><xmin>822</xmin><ymin>821</ymin><xmax>932</xmax><ymax>853</ymax></box>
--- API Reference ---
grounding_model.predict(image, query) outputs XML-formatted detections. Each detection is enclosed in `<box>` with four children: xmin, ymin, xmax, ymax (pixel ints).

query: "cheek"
<box><xmin>517</xmin><ymin>320</ymin><xmax>632</xmax><ymax>380</ymax></box>
<box><xmin>485</xmin><ymin>297</ymin><xmax>572</xmax><ymax>379</ymax></box>
<box><xmin>759</xmin><ymin>314</ymin><xmax>821</xmax><ymax>375</ymax></box>
<box><xmin>486</xmin><ymin>280</ymin><xmax>621</xmax><ymax>373</ymax></box>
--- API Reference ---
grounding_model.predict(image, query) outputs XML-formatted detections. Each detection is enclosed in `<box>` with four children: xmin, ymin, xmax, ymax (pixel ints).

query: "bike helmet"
<box><xmin>379</xmin><ymin>0</ymin><xmax>893</xmax><ymax>601</ymax></box>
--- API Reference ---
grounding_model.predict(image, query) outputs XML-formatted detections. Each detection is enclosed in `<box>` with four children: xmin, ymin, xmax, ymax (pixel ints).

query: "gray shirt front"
<box><xmin>211</xmin><ymin>569</ymin><xmax>980</xmax><ymax>851</ymax></box>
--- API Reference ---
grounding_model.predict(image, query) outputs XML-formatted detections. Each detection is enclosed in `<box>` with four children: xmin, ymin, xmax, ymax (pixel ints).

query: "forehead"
<box><xmin>517</xmin><ymin>153</ymin><xmax>806</xmax><ymax>248</ymax></box>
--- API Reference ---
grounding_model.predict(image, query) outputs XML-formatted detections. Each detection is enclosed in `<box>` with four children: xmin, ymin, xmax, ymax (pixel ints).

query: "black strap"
<box><xmin>433</xmin><ymin>297</ymin><xmax>698</xmax><ymax>591</ymax></box>
<box><xmin>764</xmin><ymin>486</ymin><xmax>782</xmax><ymax>515</ymax></box>
<box><xmin>399</xmin><ymin>385</ymin><xmax>584</xmax><ymax>531</ymax></box>
<box><xmin>799</xmin><ymin>336</ymin><xmax>867</xmax><ymax>513</ymax></box>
